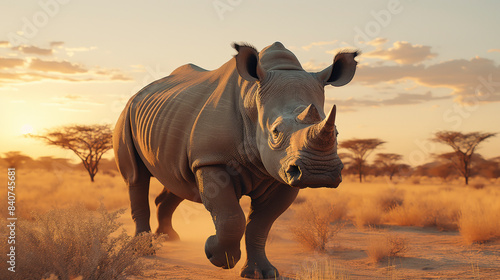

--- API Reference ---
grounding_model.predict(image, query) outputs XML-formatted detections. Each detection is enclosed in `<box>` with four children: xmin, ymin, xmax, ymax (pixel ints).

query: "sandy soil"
<box><xmin>122</xmin><ymin>181</ymin><xmax>500</xmax><ymax>280</ymax></box>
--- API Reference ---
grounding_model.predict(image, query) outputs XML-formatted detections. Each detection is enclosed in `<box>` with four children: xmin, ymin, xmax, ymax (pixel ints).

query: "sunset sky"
<box><xmin>1</xmin><ymin>0</ymin><xmax>499</xmax><ymax>166</ymax></box>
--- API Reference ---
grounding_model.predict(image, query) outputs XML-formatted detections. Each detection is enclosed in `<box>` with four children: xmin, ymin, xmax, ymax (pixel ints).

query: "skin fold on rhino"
<box><xmin>113</xmin><ymin>42</ymin><xmax>358</xmax><ymax>279</ymax></box>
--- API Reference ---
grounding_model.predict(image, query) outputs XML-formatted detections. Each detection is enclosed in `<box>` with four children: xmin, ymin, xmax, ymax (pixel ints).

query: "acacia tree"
<box><xmin>431</xmin><ymin>131</ymin><xmax>497</xmax><ymax>185</ymax></box>
<box><xmin>30</xmin><ymin>124</ymin><xmax>113</xmax><ymax>182</ymax></box>
<box><xmin>339</xmin><ymin>138</ymin><xmax>385</xmax><ymax>182</ymax></box>
<box><xmin>374</xmin><ymin>153</ymin><xmax>407</xmax><ymax>181</ymax></box>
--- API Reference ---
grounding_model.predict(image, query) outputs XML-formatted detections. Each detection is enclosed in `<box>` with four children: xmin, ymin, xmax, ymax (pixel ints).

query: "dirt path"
<box><xmin>123</xmin><ymin>206</ymin><xmax>499</xmax><ymax>279</ymax></box>
<box><xmin>123</xmin><ymin>183</ymin><xmax>500</xmax><ymax>279</ymax></box>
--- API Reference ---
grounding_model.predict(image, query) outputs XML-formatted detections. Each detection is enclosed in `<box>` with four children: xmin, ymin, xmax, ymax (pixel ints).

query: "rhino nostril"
<box><xmin>286</xmin><ymin>165</ymin><xmax>301</xmax><ymax>180</ymax></box>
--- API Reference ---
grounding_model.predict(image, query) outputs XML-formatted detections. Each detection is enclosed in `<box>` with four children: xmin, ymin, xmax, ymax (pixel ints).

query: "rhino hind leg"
<box><xmin>155</xmin><ymin>189</ymin><xmax>183</xmax><ymax>241</ymax></box>
<box><xmin>124</xmin><ymin>163</ymin><xmax>152</xmax><ymax>236</ymax></box>
<box><xmin>114</xmin><ymin>110</ymin><xmax>153</xmax><ymax>236</ymax></box>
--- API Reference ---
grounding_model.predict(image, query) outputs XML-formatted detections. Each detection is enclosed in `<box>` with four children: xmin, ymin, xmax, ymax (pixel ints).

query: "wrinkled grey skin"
<box><xmin>113</xmin><ymin>42</ymin><xmax>357</xmax><ymax>279</ymax></box>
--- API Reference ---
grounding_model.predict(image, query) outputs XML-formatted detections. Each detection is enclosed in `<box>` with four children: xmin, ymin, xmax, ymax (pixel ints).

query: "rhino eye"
<box><xmin>272</xmin><ymin>127</ymin><xmax>280</xmax><ymax>139</ymax></box>
<box><xmin>269</xmin><ymin>124</ymin><xmax>285</xmax><ymax>150</ymax></box>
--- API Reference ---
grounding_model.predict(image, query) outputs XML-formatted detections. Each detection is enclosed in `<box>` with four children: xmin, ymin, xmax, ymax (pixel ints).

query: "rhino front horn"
<box><xmin>307</xmin><ymin>105</ymin><xmax>337</xmax><ymax>151</ymax></box>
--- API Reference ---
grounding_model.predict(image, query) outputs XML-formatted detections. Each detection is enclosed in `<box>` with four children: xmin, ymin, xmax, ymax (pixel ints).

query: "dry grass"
<box><xmin>459</xmin><ymin>202</ymin><xmax>500</xmax><ymax>244</ymax></box>
<box><xmin>296</xmin><ymin>259</ymin><xmax>350</xmax><ymax>280</ymax></box>
<box><xmin>3</xmin><ymin>170</ymin><xmax>131</xmax><ymax>218</ymax></box>
<box><xmin>374</xmin><ymin>188</ymin><xmax>405</xmax><ymax>212</ymax></box>
<box><xmin>349</xmin><ymin>188</ymin><xmax>403</xmax><ymax>229</ymax></box>
<box><xmin>350</xmin><ymin>200</ymin><xmax>383</xmax><ymax>229</ymax></box>
<box><xmin>384</xmin><ymin>190</ymin><xmax>461</xmax><ymax>230</ymax></box>
<box><xmin>2</xmin><ymin>204</ymin><xmax>157</xmax><ymax>280</ymax></box>
<box><xmin>289</xmin><ymin>201</ymin><xmax>345</xmax><ymax>252</ymax></box>
<box><xmin>299</xmin><ymin>182</ymin><xmax>500</xmax><ymax>247</ymax></box>
<box><xmin>366</xmin><ymin>234</ymin><xmax>409</xmax><ymax>263</ymax></box>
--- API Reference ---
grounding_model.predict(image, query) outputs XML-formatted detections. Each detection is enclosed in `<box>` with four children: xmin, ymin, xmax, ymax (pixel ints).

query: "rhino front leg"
<box><xmin>196</xmin><ymin>167</ymin><xmax>246</xmax><ymax>269</ymax></box>
<box><xmin>241</xmin><ymin>184</ymin><xmax>299</xmax><ymax>279</ymax></box>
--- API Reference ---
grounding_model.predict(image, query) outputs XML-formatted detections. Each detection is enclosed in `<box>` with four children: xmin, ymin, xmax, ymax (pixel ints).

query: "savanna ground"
<box><xmin>1</xmin><ymin>168</ymin><xmax>499</xmax><ymax>279</ymax></box>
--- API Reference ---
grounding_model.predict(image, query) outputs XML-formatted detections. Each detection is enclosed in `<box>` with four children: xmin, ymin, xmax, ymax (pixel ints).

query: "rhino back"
<box><xmin>127</xmin><ymin>60</ymin><xmax>249</xmax><ymax>200</ymax></box>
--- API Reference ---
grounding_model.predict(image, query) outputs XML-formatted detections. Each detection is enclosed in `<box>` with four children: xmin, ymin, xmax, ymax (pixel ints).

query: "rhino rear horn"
<box><xmin>296</xmin><ymin>104</ymin><xmax>322</xmax><ymax>124</ymax></box>
<box><xmin>233</xmin><ymin>43</ymin><xmax>267</xmax><ymax>82</ymax></box>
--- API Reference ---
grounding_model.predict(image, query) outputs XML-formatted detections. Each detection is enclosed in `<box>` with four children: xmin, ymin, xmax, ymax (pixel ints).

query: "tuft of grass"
<box><xmin>296</xmin><ymin>259</ymin><xmax>350</xmax><ymax>280</ymax></box>
<box><xmin>366</xmin><ymin>234</ymin><xmax>409</xmax><ymax>263</ymax></box>
<box><xmin>351</xmin><ymin>200</ymin><xmax>383</xmax><ymax>229</ymax></box>
<box><xmin>385</xmin><ymin>195</ymin><xmax>460</xmax><ymax>231</ymax></box>
<box><xmin>10</xmin><ymin>204</ymin><xmax>157</xmax><ymax>280</ymax></box>
<box><xmin>471</xmin><ymin>183</ymin><xmax>485</xmax><ymax>190</ymax></box>
<box><xmin>459</xmin><ymin>203</ymin><xmax>500</xmax><ymax>244</ymax></box>
<box><xmin>289</xmin><ymin>202</ymin><xmax>344</xmax><ymax>252</ymax></box>
<box><xmin>374</xmin><ymin>188</ymin><xmax>405</xmax><ymax>212</ymax></box>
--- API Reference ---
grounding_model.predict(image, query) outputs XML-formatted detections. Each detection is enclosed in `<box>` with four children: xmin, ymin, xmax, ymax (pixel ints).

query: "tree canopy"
<box><xmin>431</xmin><ymin>131</ymin><xmax>496</xmax><ymax>185</ymax></box>
<box><xmin>30</xmin><ymin>124</ymin><xmax>113</xmax><ymax>182</ymax></box>
<box><xmin>340</xmin><ymin>138</ymin><xmax>385</xmax><ymax>182</ymax></box>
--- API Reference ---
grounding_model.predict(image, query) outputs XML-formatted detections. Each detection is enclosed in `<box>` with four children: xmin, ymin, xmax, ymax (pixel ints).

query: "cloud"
<box><xmin>12</xmin><ymin>45</ymin><xmax>53</xmax><ymax>56</ymax></box>
<box><xmin>0</xmin><ymin>42</ymin><xmax>133</xmax><ymax>85</ymax></box>
<box><xmin>366</xmin><ymin>38</ymin><xmax>388</xmax><ymax>46</ymax></box>
<box><xmin>94</xmin><ymin>68</ymin><xmax>133</xmax><ymax>81</ymax></box>
<box><xmin>0</xmin><ymin>57</ymin><xmax>25</xmax><ymax>69</ymax></box>
<box><xmin>488</xmin><ymin>49</ymin><xmax>500</xmax><ymax>53</ymax></box>
<box><xmin>356</xmin><ymin>56</ymin><xmax>500</xmax><ymax>104</ymax></box>
<box><xmin>302</xmin><ymin>60</ymin><xmax>329</xmax><ymax>72</ymax></box>
<box><xmin>0</xmin><ymin>41</ymin><xmax>11</xmax><ymax>48</ymax></box>
<box><xmin>41</xmin><ymin>95</ymin><xmax>103</xmax><ymax>113</ymax></box>
<box><xmin>52</xmin><ymin>95</ymin><xmax>104</xmax><ymax>106</ymax></box>
<box><xmin>64</xmin><ymin>46</ymin><xmax>98</xmax><ymax>57</ymax></box>
<box><xmin>302</xmin><ymin>40</ymin><xmax>338</xmax><ymax>51</ymax></box>
<box><xmin>365</xmin><ymin>41</ymin><xmax>437</xmax><ymax>65</ymax></box>
<box><xmin>110</xmin><ymin>73</ymin><xmax>132</xmax><ymax>81</ymax></box>
<box><xmin>29</xmin><ymin>58</ymin><xmax>88</xmax><ymax>74</ymax></box>
<box><xmin>327</xmin><ymin>91</ymin><xmax>450</xmax><ymax>110</ymax></box>
<box><xmin>50</xmin><ymin>41</ymin><xmax>64</xmax><ymax>48</ymax></box>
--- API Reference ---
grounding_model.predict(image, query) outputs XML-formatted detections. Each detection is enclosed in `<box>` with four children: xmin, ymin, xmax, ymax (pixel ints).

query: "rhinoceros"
<box><xmin>113</xmin><ymin>42</ymin><xmax>357</xmax><ymax>278</ymax></box>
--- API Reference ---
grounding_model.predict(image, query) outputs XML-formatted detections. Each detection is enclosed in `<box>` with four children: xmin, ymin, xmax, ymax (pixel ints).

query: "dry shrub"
<box><xmin>385</xmin><ymin>194</ymin><xmax>460</xmax><ymax>230</ymax></box>
<box><xmin>290</xmin><ymin>202</ymin><xmax>344</xmax><ymax>252</ymax></box>
<box><xmin>459</xmin><ymin>203</ymin><xmax>500</xmax><ymax>244</ymax></box>
<box><xmin>367</xmin><ymin>234</ymin><xmax>409</xmax><ymax>263</ymax></box>
<box><xmin>410</xmin><ymin>177</ymin><xmax>421</xmax><ymax>185</ymax></box>
<box><xmin>351</xmin><ymin>200</ymin><xmax>383</xmax><ymax>229</ymax></box>
<box><xmin>11</xmin><ymin>204</ymin><xmax>156</xmax><ymax>280</ymax></box>
<box><xmin>471</xmin><ymin>183</ymin><xmax>485</xmax><ymax>190</ymax></box>
<box><xmin>374</xmin><ymin>188</ymin><xmax>405</xmax><ymax>212</ymax></box>
<box><xmin>296</xmin><ymin>259</ymin><xmax>350</xmax><ymax>280</ymax></box>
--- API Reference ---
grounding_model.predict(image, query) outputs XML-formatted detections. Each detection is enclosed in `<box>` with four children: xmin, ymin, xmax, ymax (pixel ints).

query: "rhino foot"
<box><xmin>204</xmin><ymin>235</ymin><xmax>241</xmax><ymax>269</ymax></box>
<box><xmin>240</xmin><ymin>261</ymin><xmax>278</xmax><ymax>279</ymax></box>
<box><xmin>155</xmin><ymin>228</ymin><xmax>180</xmax><ymax>241</ymax></box>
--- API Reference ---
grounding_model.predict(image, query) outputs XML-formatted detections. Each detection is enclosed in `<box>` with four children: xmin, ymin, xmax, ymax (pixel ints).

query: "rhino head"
<box><xmin>234</xmin><ymin>42</ymin><xmax>358</xmax><ymax>189</ymax></box>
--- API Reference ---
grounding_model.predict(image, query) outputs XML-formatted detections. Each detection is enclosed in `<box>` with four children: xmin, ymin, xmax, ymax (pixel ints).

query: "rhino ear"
<box><xmin>233</xmin><ymin>43</ymin><xmax>267</xmax><ymax>82</ymax></box>
<box><xmin>317</xmin><ymin>51</ymin><xmax>359</xmax><ymax>87</ymax></box>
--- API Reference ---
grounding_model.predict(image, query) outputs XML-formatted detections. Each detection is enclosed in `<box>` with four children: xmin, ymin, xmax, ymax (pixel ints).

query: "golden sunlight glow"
<box><xmin>20</xmin><ymin>124</ymin><xmax>34</xmax><ymax>135</ymax></box>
